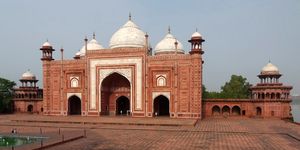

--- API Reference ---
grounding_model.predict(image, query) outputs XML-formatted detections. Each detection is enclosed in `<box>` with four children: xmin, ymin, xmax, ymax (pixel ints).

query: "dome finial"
<box><xmin>46</xmin><ymin>38</ymin><xmax>48</xmax><ymax>42</ymax></box>
<box><xmin>168</xmin><ymin>26</ymin><xmax>171</xmax><ymax>34</ymax></box>
<box><xmin>196</xmin><ymin>28</ymin><xmax>198</xmax><ymax>32</ymax></box>
<box><xmin>129</xmin><ymin>12</ymin><xmax>132</xmax><ymax>20</ymax></box>
<box><xmin>93</xmin><ymin>32</ymin><xmax>96</xmax><ymax>39</ymax></box>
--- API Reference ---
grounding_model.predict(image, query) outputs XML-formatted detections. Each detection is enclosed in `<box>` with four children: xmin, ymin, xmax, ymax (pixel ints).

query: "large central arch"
<box><xmin>101</xmin><ymin>72</ymin><xmax>130</xmax><ymax>116</ymax></box>
<box><xmin>153</xmin><ymin>95</ymin><xmax>170</xmax><ymax>116</ymax></box>
<box><xmin>68</xmin><ymin>95</ymin><xmax>81</xmax><ymax>115</ymax></box>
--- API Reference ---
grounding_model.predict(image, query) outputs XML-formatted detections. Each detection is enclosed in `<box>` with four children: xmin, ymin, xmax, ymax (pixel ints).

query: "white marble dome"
<box><xmin>42</xmin><ymin>41</ymin><xmax>52</xmax><ymax>47</ymax></box>
<box><xmin>21</xmin><ymin>70</ymin><xmax>36</xmax><ymax>80</ymax></box>
<box><xmin>75</xmin><ymin>51</ymin><xmax>81</xmax><ymax>56</ymax></box>
<box><xmin>261</xmin><ymin>62</ymin><xmax>279</xmax><ymax>74</ymax></box>
<box><xmin>154</xmin><ymin>33</ymin><xmax>184</xmax><ymax>55</ymax></box>
<box><xmin>191</xmin><ymin>31</ymin><xmax>202</xmax><ymax>38</ymax></box>
<box><xmin>109</xmin><ymin>20</ymin><xmax>146</xmax><ymax>49</ymax></box>
<box><xmin>80</xmin><ymin>38</ymin><xmax>104</xmax><ymax>56</ymax></box>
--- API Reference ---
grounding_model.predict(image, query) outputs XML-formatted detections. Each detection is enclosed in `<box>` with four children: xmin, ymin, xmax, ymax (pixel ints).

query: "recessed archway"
<box><xmin>212</xmin><ymin>105</ymin><xmax>221</xmax><ymax>116</ymax></box>
<box><xmin>222</xmin><ymin>105</ymin><xmax>230</xmax><ymax>116</ymax></box>
<box><xmin>27</xmin><ymin>105</ymin><xmax>33</xmax><ymax>112</ymax></box>
<box><xmin>256</xmin><ymin>107</ymin><xmax>262</xmax><ymax>116</ymax></box>
<box><xmin>232</xmin><ymin>106</ymin><xmax>241</xmax><ymax>116</ymax></box>
<box><xmin>116</xmin><ymin>96</ymin><xmax>130</xmax><ymax>115</ymax></box>
<box><xmin>68</xmin><ymin>95</ymin><xmax>81</xmax><ymax>115</ymax></box>
<box><xmin>153</xmin><ymin>95</ymin><xmax>170</xmax><ymax>116</ymax></box>
<box><xmin>101</xmin><ymin>72</ymin><xmax>130</xmax><ymax>116</ymax></box>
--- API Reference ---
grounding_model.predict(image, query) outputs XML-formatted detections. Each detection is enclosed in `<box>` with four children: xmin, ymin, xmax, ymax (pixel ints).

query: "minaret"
<box><xmin>188</xmin><ymin>29</ymin><xmax>205</xmax><ymax>119</ymax></box>
<box><xmin>188</xmin><ymin>29</ymin><xmax>205</xmax><ymax>55</ymax></box>
<box><xmin>39</xmin><ymin>40</ymin><xmax>54</xmax><ymax>115</ymax></box>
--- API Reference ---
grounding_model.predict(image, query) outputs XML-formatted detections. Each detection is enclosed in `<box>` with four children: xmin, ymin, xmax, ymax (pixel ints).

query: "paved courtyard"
<box><xmin>0</xmin><ymin>114</ymin><xmax>299</xmax><ymax>150</ymax></box>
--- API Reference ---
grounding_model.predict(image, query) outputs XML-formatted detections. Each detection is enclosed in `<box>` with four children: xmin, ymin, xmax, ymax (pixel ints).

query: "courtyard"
<box><xmin>0</xmin><ymin>114</ymin><xmax>299</xmax><ymax>150</ymax></box>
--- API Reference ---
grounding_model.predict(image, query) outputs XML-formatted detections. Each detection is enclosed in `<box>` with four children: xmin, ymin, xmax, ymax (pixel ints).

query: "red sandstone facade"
<box><xmin>39</xmin><ymin>18</ymin><xmax>204</xmax><ymax>118</ymax></box>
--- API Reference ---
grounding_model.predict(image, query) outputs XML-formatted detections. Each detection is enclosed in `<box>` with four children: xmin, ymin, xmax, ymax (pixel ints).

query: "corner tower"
<box><xmin>39</xmin><ymin>41</ymin><xmax>55</xmax><ymax>115</ymax></box>
<box><xmin>250</xmin><ymin>62</ymin><xmax>293</xmax><ymax>118</ymax></box>
<box><xmin>188</xmin><ymin>30</ymin><xmax>205</xmax><ymax>118</ymax></box>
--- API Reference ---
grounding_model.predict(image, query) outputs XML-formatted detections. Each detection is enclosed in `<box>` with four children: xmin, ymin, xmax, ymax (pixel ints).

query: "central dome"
<box><xmin>109</xmin><ymin>20</ymin><xmax>146</xmax><ymax>49</ymax></box>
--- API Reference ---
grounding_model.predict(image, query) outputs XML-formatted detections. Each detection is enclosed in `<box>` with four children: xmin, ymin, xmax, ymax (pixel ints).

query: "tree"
<box><xmin>0</xmin><ymin>77</ymin><xmax>16</xmax><ymax>113</ymax></box>
<box><xmin>202</xmin><ymin>84</ymin><xmax>209</xmax><ymax>99</ymax></box>
<box><xmin>220</xmin><ymin>75</ymin><xmax>250</xmax><ymax>99</ymax></box>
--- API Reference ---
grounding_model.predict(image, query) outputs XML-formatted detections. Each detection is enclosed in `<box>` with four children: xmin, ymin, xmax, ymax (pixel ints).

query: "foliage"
<box><xmin>202</xmin><ymin>75</ymin><xmax>251</xmax><ymax>99</ymax></box>
<box><xmin>0</xmin><ymin>77</ymin><xmax>16</xmax><ymax>113</ymax></box>
<box><xmin>220</xmin><ymin>75</ymin><xmax>250</xmax><ymax>98</ymax></box>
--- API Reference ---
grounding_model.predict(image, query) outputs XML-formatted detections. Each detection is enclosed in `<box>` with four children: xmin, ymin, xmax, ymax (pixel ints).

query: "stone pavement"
<box><xmin>0</xmin><ymin>114</ymin><xmax>299</xmax><ymax>150</ymax></box>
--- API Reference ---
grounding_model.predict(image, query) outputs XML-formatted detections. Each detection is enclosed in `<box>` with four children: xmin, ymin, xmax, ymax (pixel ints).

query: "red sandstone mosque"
<box><xmin>13</xmin><ymin>16</ymin><xmax>293</xmax><ymax>119</ymax></box>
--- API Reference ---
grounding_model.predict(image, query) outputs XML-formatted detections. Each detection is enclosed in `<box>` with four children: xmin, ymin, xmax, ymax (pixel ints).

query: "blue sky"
<box><xmin>0</xmin><ymin>0</ymin><xmax>299</xmax><ymax>95</ymax></box>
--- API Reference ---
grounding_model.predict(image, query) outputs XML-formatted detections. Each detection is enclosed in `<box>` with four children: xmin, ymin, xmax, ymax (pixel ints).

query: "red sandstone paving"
<box><xmin>0</xmin><ymin>114</ymin><xmax>300</xmax><ymax>150</ymax></box>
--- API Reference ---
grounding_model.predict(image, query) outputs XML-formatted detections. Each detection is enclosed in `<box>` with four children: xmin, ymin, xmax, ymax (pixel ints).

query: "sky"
<box><xmin>0</xmin><ymin>0</ymin><xmax>299</xmax><ymax>95</ymax></box>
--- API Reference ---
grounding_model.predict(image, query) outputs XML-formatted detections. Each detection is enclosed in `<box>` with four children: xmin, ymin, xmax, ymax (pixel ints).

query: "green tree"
<box><xmin>220</xmin><ymin>75</ymin><xmax>250</xmax><ymax>98</ymax></box>
<box><xmin>0</xmin><ymin>77</ymin><xmax>16</xmax><ymax>113</ymax></box>
<box><xmin>202</xmin><ymin>84</ymin><xmax>209</xmax><ymax>99</ymax></box>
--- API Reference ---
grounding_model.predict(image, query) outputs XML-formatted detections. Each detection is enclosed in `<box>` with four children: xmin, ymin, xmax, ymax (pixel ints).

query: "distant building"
<box><xmin>13</xmin><ymin>70</ymin><xmax>43</xmax><ymax>113</ymax></box>
<box><xmin>203</xmin><ymin>62</ymin><xmax>293</xmax><ymax>118</ymax></box>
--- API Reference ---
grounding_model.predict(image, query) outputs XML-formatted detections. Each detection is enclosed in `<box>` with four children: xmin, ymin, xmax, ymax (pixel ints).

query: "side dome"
<box><xmin>109</xmin><ymin>20</ymin><xmax>146</xmax><ymax>49</ymax></box>
<box><xmin>154</xmin><ymin>31</ymin><xmax>184</xmax><ymax>55</ymax></box>
<box><xmin>21</xmin><ymin>70</ymin><xmax>36</xmax><ymax>80</ymax></box>
<box><xmin>80</xmin><ymin>37</ymin><xmax>104</xmax><ymax>56</ymax></box>
<box><xmin>261</xmin><ymin>62</ymin><xmax>279</xmax><ymax>75</ymax></box>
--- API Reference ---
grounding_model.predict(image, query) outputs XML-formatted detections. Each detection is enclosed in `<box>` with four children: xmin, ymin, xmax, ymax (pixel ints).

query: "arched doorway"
<box><xmin>222</xmin><ymin>106</ymin><xmax>230</xmax><ymax>116</ymax></box>
<box><xmin>153</xmin><ymin>95</ymin><xmax>169</xmax><ymax>116</ymax></box>
<box><xmin>256</xmin><ymin>107</ymin><xmax>262</xmax><ymax>116</ymax></box>
<box><xmin>116</xmin><ymin>96</ymin><xmax>130</xmax><ymax>115</ymax></box>
<box><xmin>232</xmin><ymin>106</ymin><xmax>241</xmax><ymax>116</ymax></box>
<box><xmin>101</xmin><ymin>73</ymin><xmax>130</xmax><ymax>116</ymax></box>
<box><xmin>27</xmin><ymin>105</ymin><xmax>33</xmax><ymax>112</ymax></box>
<box><xmin>68</xmin><ymin>95</ymin><xmax>81</xmax><ymax>115</ymax></box>
<box><xmin>212</xmin><ymin>105</ymin><xmax>221</xmax><ymax>116</ymax></box>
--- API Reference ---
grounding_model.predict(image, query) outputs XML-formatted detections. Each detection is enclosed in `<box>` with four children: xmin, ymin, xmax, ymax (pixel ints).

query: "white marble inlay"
<box><xmin>152</xmin><ymin>92</ymin><xmax>170</xmax><ymax>100</ymax></box>
<box><xmin>90</xmin><ymin>57</ymin><xmax>142</xmax><ymax>110</ymax></box>
<box><xmin>67</xmin><ymin>93</ymin><xmax>82</xmax><ymax>100</ymax></box>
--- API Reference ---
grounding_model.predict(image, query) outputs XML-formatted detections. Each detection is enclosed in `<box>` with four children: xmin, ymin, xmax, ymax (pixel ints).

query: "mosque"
<box><xmin>13</xmin><ymin>16</ymin><xmax>293</xmax><ymax>119</ymax></box>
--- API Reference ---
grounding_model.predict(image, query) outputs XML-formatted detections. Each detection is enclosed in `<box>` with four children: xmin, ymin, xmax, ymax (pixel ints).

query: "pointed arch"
<box><xmin>100</xmin><ymin>72</ymin><xmax>131</xmax><ymax>115</ymax></box>
<box><xmin>153</xmin><ymin>95</ymin><xmax>170</xmax><ymax>117</ymax></box>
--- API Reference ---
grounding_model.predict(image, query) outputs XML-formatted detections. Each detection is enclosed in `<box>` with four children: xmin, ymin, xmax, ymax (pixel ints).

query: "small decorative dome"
<box><xmin>191</xmin><ymin>31</ymin><xmax>202</xmax><ymax>38</ymax></box>
<box><xmin>154</xmin><ymin>29</ymin><xmax>184</xmax><ymax>55</ymax></box>
<box><xmin>75</xmin><ymin>51</ymin><xmax>81</xmax><ymax>56</ymax></box>
<box><xmin>261</xmin><ymin>62</ymin><xmax>279</xmax><ymax>74</ymax></box>
<box><xmin>109</xmin><ymin>19</ymin><xmax>146</xmax><ymax>49</ymax></box>
<box><xmin>80</xmin><ymin>36</ymin><xmax>104</xmax><ymax>56</ymax></box>
<box><xmin>42</xmin><ymin>41</ymin><xmax>52</xmax><ymax>47</ymax></box>
<box><xmin>21</xmin><ymin>70</ymin><xmax>36</xmax><ymax>80</ymax></box>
